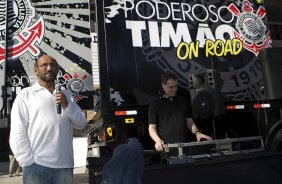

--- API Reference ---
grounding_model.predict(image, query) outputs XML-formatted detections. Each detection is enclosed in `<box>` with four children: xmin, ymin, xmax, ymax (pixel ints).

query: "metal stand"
<box><xmin>212</xmin><ymin>117</ymin><xmax>217</xmax><ymax>139</ymax></box>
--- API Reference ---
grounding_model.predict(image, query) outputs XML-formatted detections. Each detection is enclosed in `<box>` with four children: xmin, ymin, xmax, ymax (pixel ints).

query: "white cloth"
<box><xmin>9</xmin><ymin>82</ymin><xmax>87</xmax><ymax>168</ymax></box>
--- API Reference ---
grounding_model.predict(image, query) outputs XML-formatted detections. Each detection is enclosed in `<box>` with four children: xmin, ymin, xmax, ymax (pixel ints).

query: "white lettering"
<box><xmin>209</xmin><ymin>5</ymin><xmax>218</xmax><ymax>23</ymax></box>
<box><xmin>161</xmin><ymin>22</ymin><xmax>192</xmax><ymax>47</ymax></box>
<box><xmin>196</xmin><ymin>24</ymin><xmax>215</xmax><ymax>47</ymax></box>
<box><xmin>126</xmin><ymin>20</ymin><xmax>146</xmax><ymax>47</ymax></box>
<box><xmin>156</xmin><ymin>1</ymin><xmax>171</xmax><ymax>20</ymax></box>
<box><xmin>123</xmin><ymin>0</ymin><xmax>134</xmax><ymax>18</ymax></box>
<box><xmin>170</xmin><ymin>2</ymin><xmax>181</xmax><ymax>21</ymax></box>
<box><xmin>122</xmin><ymin>1</ymin><xmax>233</xmax><ymax>23</ymax></box>
<box><xmin>148</xmin><ymin>21</ymin><xmax>160</xmax><ymax>47</ymax></box>
<box><xmin>218</xmin><ymin>6</ymin><xmax>234</xmax><ymax>23</ymax></box>
<box><xmin>192</xmin><ymin>4</ymin><xmax>209</xmax><ymax>22</ymax></box>
<box><xmin>136</xmin><ymin>1</ymin><xmax>155</xmax><ymax>19</ymax></box>
<box><xmin>215</xmin><ymin>24</ymin><xmax>234</xmax><ymax>41</ymax></box>
<box><xmin>181</xmin><ymin>3</ymin><xmax>193</xmax><ymax>21</ymax></box>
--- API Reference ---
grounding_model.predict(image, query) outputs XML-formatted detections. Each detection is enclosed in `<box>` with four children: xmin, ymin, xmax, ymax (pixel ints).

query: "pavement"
<box><xmin>0</xmin><ymin>162</ymin><xmax>89</xmax><ymax>184</ymax></box>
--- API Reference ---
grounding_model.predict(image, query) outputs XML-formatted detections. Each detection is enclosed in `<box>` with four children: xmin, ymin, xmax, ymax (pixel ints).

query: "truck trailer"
<box><xmin>88</xmin><ymin>0</ymin><xmax>282</xmax><ymax>183</ymax></box>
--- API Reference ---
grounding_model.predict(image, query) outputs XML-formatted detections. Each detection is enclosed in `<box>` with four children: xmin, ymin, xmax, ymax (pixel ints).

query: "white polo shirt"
<box><xmin>9</xmin><ymin>82</ymin><xmax>87</xmax><ymax>168</ymax></box>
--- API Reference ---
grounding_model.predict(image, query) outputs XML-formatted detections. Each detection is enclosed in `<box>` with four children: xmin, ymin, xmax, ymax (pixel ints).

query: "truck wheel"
<box><xmin>265</xmin><ymin>119</ymin><xmax>282</xmax><ymax>151</ymax></box>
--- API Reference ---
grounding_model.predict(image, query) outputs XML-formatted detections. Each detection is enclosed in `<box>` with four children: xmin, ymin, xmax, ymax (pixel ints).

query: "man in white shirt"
<box><xmin>9</xmin><ymin>54</ymin><xmax>87</xmax><ymax>184</ymax></box>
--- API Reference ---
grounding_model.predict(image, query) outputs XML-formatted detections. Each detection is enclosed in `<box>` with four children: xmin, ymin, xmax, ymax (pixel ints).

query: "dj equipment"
<box><xmin>188</xmin><ymin>69</ymin><xmax>225</xmax><ymax>119</ymax></box>
<box><xmin>163</xmin><ymin>136</ymin><xmax>264</xmax><ymax>165</ymax></box>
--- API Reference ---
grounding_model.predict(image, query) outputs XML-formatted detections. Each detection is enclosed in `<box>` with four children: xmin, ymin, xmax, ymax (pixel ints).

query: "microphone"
<box><xmin>55</xmin><ymin>84</ymin><xmax>61</xmax><ymax>114</ymax></box>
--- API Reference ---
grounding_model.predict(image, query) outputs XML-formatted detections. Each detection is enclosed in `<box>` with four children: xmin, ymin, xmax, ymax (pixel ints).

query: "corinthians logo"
<box><xmin>63</xmin><ymin>71</ymin><xmax>88</xmax><ymax>101</ymax></box>
<box><xmin>0</xmin><ymin>0</ymin><xmax>44</xmax><ymax>63</ymax></box>
<box><xmin>228</xmin><ymin>0</ymin><xmax>271</xmax><ymax>55</ymax></box>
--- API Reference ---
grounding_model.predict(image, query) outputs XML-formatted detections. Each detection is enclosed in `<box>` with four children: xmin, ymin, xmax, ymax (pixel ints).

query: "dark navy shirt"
<box><xmin>101</xmin><ymin>138</ymin><xmax>144</xmax><ymax>184</ymax></box>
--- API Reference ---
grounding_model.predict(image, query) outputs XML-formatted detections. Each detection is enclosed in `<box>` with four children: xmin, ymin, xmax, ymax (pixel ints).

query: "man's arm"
<box><xmin>148</xmin><ymin>124</ymin><xmax>164</xmax><ymax>151</ymax></box>
<box><xmin>60</xmin><ymin>91</ymin><xmax>87</xmax><ymax>130</ymax></box>
<box><xmin>186</xmin><ymin>118</ymin><xmax>212</xmax><ymax>141</ymax></box>
<box><xmin>9</xmin><ymin>92</ymin><xmax>34</xmax><ymax>167</ymax></box>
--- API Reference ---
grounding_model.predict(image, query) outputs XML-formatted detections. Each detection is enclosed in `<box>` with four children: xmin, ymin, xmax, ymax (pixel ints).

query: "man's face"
<box><xmin>162</xmin><ymin>79</ymin><xmax>178</xmax><ymax>97</ymax></box>
<box><xmin>34</xmin><ymin>56</ymin><xmax>59</xmax><ymax>83</ymax></box>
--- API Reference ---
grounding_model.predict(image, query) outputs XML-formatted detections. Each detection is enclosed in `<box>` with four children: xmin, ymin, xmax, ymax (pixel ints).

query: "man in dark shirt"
<box><xmin>148</xmin><ymin>72</ymin><xmax>212</xmax><ymax>151</ymax></box>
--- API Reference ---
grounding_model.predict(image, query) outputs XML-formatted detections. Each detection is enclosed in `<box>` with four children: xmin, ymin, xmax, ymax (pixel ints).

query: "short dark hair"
<box><xmin>161</xmin><ymin>71</ymin><xmax>177</xmax><ymax>84</ymax></box>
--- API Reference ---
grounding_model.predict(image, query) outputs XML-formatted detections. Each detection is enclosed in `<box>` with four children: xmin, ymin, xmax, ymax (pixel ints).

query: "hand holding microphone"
<box><xmin>55</xmin><ymin>84</ymin><xmax>62</xmax><ymax>114</ymax></box>
<box><xmin>55</xmin><ymin>84</ymin><xmax>68</xmax><ymax>114</ymax></box>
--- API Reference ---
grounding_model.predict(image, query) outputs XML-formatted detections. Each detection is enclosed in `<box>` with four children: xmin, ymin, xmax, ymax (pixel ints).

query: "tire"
<box><xmin>265</xmin><ymin>120</ymin><xmax>282</xmax><ymax>151</ymax></box>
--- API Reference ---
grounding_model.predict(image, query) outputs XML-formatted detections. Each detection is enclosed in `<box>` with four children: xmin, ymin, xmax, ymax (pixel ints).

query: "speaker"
<box><xmin>259</xmin><ymin>47</ymin><xmax>282</xmax><ymax>100</ymax></box>
<box><xmin>188</xmin><ymin>69</ymin><xmax>225</xmax><ymax>119</ymax></box>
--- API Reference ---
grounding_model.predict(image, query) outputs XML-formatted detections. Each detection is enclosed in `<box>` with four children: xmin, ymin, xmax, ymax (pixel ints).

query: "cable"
<box><xmin>171</xmin><ymin>97</ymin><xmax>182</xmax><ymax>143</ymax></box>
<box><xmin>257</xmin><ymin>82</ymin><xmax>271</xmax><ymax>133</ymax></box>
<box><xmin>212</xmin><ymin>118</ymin><xmax>217</xmax><ymax>140</ymax></box>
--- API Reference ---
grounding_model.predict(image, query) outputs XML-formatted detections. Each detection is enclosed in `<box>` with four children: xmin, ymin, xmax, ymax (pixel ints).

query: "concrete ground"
<box><xmin>0</xmin><ymin>162</ymin><xmax>89</xmax><ymax>184</ymax></box>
